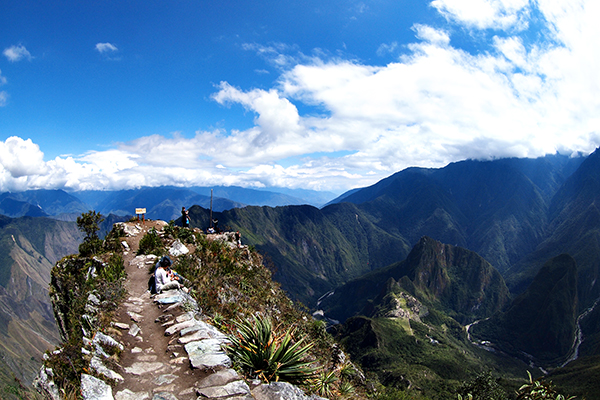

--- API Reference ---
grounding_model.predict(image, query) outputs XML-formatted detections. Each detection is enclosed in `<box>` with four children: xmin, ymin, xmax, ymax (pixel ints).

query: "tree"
<box><xmin>458</xmin><ymin>371</ymin><xmax>507</xmax><ymax>400</ymax></box>
<box><xmin>77</xmin><ymin>210</ymin><xmax>104</xmax><ymax>256</ymax></box>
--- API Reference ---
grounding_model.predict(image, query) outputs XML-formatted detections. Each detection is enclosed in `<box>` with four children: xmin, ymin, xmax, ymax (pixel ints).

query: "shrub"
<box><xmin>177</xmin><ymin>227</ymin><xmax>195</xmax><ymax>244</ymax></box>
<box><xmin>98</xmin><ymin>253</ymin><xmax>126</xmax><ymax>283</ymax></box>
<box><xmin>458</xmin><ymin>371</ymin><xmax>506</xmax><ymax>400</ymax></box>
<box><xmin>103</xmin><ymin>224</ymin><xmax>125</xmax><ymax>253</ymax></box>
<box><xmin>227</xmin><ymin>315</ymin><xmax>316</xmax><ymax>383</ymax></box>
<box><xmin>516</xmin><ymin>372</ymin><xmax>576</xmax><ymax>400</ymax></box>
<box><xmin>137</xmin><ymin>228</ymin><xmax>164</xmax><ymax>255</ymax></box>
<box><xmin>77</xmin><ymin>211</ymin><xmax>104</xmax><ymax>257</ymax></box>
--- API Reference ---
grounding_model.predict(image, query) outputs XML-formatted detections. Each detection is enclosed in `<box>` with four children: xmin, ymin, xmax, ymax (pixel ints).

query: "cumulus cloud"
<box><xmin>3</xmin><ymin>0</ymin><xmax>599</xmax><ymax>194</ymax></box>
<box><xmin>207</xmin><ymin>0</ymin><xmax>600</xmax><ymax>186</ymax></box>
<box><xmin>3</xmin><ymin>44</ymin><xmax>33</xmax><ymax>62</ymax></box>
<box><xmin>95</xmin><ymin>42</ymin><xmax>118</xmax><ymax>53</ymax></box>
<box><xmin>431</xmin><ymin>0</ymin><xmax>530</xmax><ymax>30</ymax></box>
<box><xmin>0</xmin><ymin>137</ymin><xmax>48</xmax><ymax>191</ymax></box>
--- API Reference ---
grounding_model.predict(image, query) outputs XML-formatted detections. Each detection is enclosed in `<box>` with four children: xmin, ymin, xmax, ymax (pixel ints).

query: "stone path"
<box><xmin>80</xmin><ymin>221</ymin><xmax>326</xmax><ymax>400</ymax></box>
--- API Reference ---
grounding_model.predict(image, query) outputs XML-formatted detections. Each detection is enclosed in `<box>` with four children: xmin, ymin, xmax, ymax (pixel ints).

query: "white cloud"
<box><xmin>0</xmin><ymin>92</ymin><xmax>7</xmax><ymax>107</ymax></box>
<box><xmin>0</xmin><ymin>70</ymin><xmax>6</xmax><ymax>86</ymax></box>
<box><xmin>377</xmin><ymin>42</ymin><xmax>398</xmax><ymax>56</ymax></box>
<box><xmin>413</xmin><ymin>24</ymin><xmax>451</xmax><ymax>45</ymax></box>
<box><xmin>3</xmin><ymin>44</ymin><xmax>33</xmax><ymax>62</ymax></box>
<box><xmin>209</xmin><ymin>0</ymin><xmax>600</xmax><ymax>183</ymax></box>
<box><xmin>2</xmin><ymin>0</ymin><xmax>599</xmax><ymax>194</ymax></box>
<box><xmin>431</xmin><ymin>0</ymin><xmax>530</xmax><ymax>30</ymax></box>
<box><xmin>95</xmin><ymin>42</ymin><xmax>118</xmax><ymax>53</ymax></box>
<box><xmin>0</xmin><ymin>137</ymin><xmax>47</xmax><ymax>180</ymax></box>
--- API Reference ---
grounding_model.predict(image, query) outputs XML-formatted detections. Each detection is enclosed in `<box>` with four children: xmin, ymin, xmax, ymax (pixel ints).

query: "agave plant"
<box><xmin>311</xmin><ymin>369</ymin><xmax>339</xmax><ymax>397</ymax></box>
<box><xmin>227</xmin><ymin>315</ymin><xmax>316</xmax><ymax>383</ymax></box>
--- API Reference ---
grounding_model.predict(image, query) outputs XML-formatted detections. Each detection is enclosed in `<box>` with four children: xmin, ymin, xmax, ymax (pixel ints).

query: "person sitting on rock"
<box><xmin>154</xmin><ymin>256</ymin><xmax>182</xmax><ymax>293</ymax></box>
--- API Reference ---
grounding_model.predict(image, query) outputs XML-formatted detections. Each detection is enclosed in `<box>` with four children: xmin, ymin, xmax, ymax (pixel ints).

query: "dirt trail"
<box><xmin>111</xmin><ymin>221</ymin><xmax>223</xmax><ymax>400</ymax></box>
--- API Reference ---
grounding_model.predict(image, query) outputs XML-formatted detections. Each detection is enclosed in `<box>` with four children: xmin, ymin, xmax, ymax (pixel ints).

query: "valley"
<box><xmin>1</xmin><ymin>150</ymin><xmax>599</xmax><ymax>398</ymax></box>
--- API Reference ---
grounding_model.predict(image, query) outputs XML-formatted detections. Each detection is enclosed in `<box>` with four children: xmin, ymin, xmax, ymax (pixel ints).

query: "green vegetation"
<box><xmin>136</xmin><ymin>227</ymin><xmax>164</xmax><ymax>255</ymax></box>
<box><xmin>458</xmin><ymin>372</ymin><xmax>507</xmax><ymax>400</ymax></box>
<box><xmin>44</xmin><ymin>215</ymin><xmax>127</xmax><ymax>396</ymax></box>
<box><xmin>76</xmin><ymin>210</ymin><xmax>104</xmax><ymax>256</ymax></box>
<box><xmin>164</xmin><ymin>228</ymin><xmax>370</xmax><ymax>398</ymax></box>
<box><xmin>226</xmin><ymin>314</ymin><xmax>315</xmax><ymax>383</ymax></box>
<box><xmin>471</xmin><ymin>254</ymin><xmax>578</xmax><ymax>365</ymax></box>
<box><xmin>515</xmin><ymin>372</ymin><xmax>575</xmax><ymax>400</ymax></box>
<box><xmin>164</xmin><ymin>220</ymin><xmax>196</xmax><ymax>244</ymax></box>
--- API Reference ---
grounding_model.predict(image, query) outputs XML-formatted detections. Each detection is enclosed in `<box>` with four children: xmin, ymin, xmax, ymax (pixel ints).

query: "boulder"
<box><xmin>81</xmin><ymin>373</ymin><xmax>113</xmax><ymax>400</ymax></box>
<box><xmin>169</xmin><ymin>239</ymin><xmax>189</xmax><ymax>257</ymax></box>
<box><xmin>252</xmin><ymin>382</ymin><xmax>328</xmax><ymax>400</ymax></box>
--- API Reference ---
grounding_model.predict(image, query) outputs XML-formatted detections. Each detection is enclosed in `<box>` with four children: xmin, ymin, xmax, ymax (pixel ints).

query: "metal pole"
<box><xmin>209</xmin><ymin>189</ymin><xmax>213</xmax><ymax>228</ymax></box>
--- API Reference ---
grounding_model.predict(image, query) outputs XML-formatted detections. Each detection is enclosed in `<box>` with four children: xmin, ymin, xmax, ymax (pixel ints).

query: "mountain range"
<box><xmin>2</xmin><ymin>149</ymin><xmax>600</xmax><ymax>397</ymax></box>
<box><xmin>0</xmin><ymin>215</ymin><xmax>82</xmax><ymax>385</ymax></box>
<box><xmin>0</xmin><ymin>186</ymin><xmax>335</xmax><ymax>223</ymax></box>
<box><xmin>182</xmin><ymin>150</ymin><xmax>600</xmax><ymax>397</ymax></box>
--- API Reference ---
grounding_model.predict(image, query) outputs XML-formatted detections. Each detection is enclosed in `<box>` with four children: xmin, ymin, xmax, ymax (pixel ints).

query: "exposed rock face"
<box><xmin>49</xmin><ymin>257</ymin><xmax>104</xmax><ymax>342</ymax></box>
<box><xmin>252</xmin><ymin>381</ymin><xmax>328</xmax><ymax>400</ymax></box>
<box><xmin>81</xmin><ymin>373</ymin><xmax>113</xmax><ymax>400</ymax></box>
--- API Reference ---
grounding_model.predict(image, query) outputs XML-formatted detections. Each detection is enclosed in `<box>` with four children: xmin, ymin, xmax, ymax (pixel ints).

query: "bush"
<box><xmin>516</xmin><ymin>372</ymin><xmax>576</xmax><ymax>400</ymax></box>
<box><xmin>137</xmin><ymin>228</ymin><xmax>164</xmax><ymax>255</ymax></box>
<box><xmin>458</xmin><ymin>371</ymin><xmax>506</xmax><ymax>400</ymax></box>
<box><xmin>227</xmin><ymin>314</ymin><xmax>316</xmax><ymax>383</ymax></box>
<box><xmin>98</xmin><ymin>253</ymin><xmax>126</xmax><ymax>283</ymax></box>
<box><xmin>77</xmin><ymin>211</ymin><xmax>104</xmax><ymax>257</ymax></box>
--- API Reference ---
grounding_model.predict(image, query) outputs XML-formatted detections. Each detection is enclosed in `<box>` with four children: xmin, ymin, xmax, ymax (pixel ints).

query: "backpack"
<box><xmin>148</xmin><ymin>274</ymin><xmax>157</xmax><ymax>294</ymax></box>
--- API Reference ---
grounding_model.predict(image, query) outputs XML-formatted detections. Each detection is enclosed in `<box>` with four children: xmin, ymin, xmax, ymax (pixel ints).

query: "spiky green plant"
<box><xmin>339</xmin><ymin>381</ymin><xmax>356</xmax><ymax>397</ymax></box>
<box><xmin>227</xmin><ymin>315</ymin><xmax>316</xmax><ymax>383</ymax></box>
<box><xmin>311</xmin><ymin>369</ymin><xmax>339</xmax><ymax>397</ymax></box>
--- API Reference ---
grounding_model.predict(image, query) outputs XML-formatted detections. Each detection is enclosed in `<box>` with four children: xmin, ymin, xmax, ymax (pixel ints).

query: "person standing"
<box><xmin>182</xmin><ymin>206</ymin><xmax>190</xmax><ymax>228</ymax></box>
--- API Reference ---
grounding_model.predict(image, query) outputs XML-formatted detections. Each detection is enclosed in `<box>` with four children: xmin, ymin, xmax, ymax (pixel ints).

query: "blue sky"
<box><xmin>1</xmin><ymin>0</ymin><xmax>599</xmax><ymax>194</ymax></box>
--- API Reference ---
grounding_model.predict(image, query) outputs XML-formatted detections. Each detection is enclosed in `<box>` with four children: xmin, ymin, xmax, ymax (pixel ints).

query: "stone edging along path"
<box><xmin>78</xmin><ymin>221</ymin><xmax>327</xmax><ymax>400</ymax></box>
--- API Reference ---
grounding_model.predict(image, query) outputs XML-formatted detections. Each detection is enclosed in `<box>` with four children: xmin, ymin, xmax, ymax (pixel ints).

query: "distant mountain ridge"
<box><xmin>320</xmin><ymin>236</ymin><xmax>511</xmax><ymax>324</ymax></box>
<box><xmin>471</xmin><ymin>253</ymin><xmax>578</xmax><ymax>365</ymax></box>
<box><xmin>0</xmin><ymin>186</ymin><xmax>335</xmax><ymax>223</ymax></box>
<box><xmin>183</xmin><ymin>152</ymin><xmax>587</xmax><ymax>310</ymax></box>
<box><xmin>0</xmin><ymin>216</ymin><xmax>82</xmax><ymax>386</ymax></box>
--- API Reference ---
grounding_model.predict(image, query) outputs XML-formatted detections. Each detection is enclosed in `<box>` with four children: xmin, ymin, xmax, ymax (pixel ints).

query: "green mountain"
<box><xmin>327</xmin><ymin>239</ymin><xmax>527</xmax><ymax>399</ymax></box>
<box><xmin>183</xmin><ymin>153</ymin><xmax>588</xmax><ymax>310</ymax></box>
<box><xmin>320</xmin><ymin>236</ymin><xmax>511</xmax><ymax>325</ymax></box>
<box><xmin>471</xmin><ymin>254</ymin><xmax>578</xmax><ymax>365</ymax></box>
<box><xmin>331</xmin><ymin>155</ymin><xmax>583</xmax><ymax>275</ymax></box>
<box><xmin>0</xmin><ymin>216</ymin><xmax>82</xmax><ymax>386</ymax></box>
<box><xmin>506</xmin><ymin>149</ymin><xmax>600</xmax><ymax>311</ymax></box>
<box><xmin>188</xmin><ymin>203</ymin><xmax>411</xmax><ymax>306</ymax></box>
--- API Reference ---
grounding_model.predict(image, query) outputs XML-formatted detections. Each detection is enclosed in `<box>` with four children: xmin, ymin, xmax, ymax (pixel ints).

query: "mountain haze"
<box><xmin>0</xmin><ymin>216</ymin><xmax>82</xmax><ymax>385</ymax></box>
